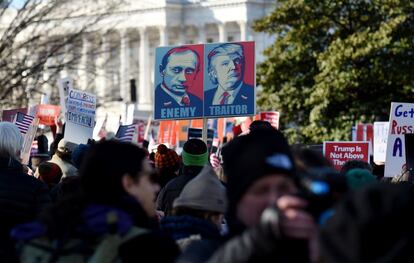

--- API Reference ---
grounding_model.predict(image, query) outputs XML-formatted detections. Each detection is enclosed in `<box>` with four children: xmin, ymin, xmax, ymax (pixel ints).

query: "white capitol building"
<box><xmin>17</xmin><ymin>0</ymin><xmax>276</xmax><ymax>133</ymax></box>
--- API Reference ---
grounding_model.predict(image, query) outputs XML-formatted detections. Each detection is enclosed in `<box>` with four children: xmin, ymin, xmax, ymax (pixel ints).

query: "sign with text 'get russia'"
<box><xmin>384</xmin><ymin>102</ymin><xmax>414</xmax><ymax>177</ymax></box>
<box><xmin>323</xmin><ymin>141</ymin><xmax>370</xmax><ymax>171</ymax></box>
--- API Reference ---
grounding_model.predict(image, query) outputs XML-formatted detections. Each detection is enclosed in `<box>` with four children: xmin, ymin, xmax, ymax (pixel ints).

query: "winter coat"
<box><xmin>177</xmin><ymin>218</ymin><xmax>310</xmax><ymax>263</ymax></box>
<box><xmin>0</xmin><ymin>156</ymin><xmax>51</xmax><ymax>262</ymax></box>
<box><xmin>156</xmin><ymin>166</ymin><xmax>203</xmax><ymax>215</ymax></box>
<box><xmin>12</xmin><ymin>197</ymin><xmax>180</xmax><ymax>263</ymax></box>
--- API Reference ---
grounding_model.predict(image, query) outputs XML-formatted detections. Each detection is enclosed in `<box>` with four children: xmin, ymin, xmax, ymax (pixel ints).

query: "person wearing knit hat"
<box><xmin>156</xmin><ymin>139</ymin><xmax>208</xmax><ymax>216</ymax></box>
<box><xmin>187</xmin><ymin>128</ymin><xmax>318</xmax><ymax>262</ymax></box>
<box><xmin>71</xmin><ymin>143</ymin><xmax>92</xmax><ymax>170</ymax></box>
<box><xmin>35</xmin><ymin>161</ymin><xmax>63</xmax><ymax>190</ymax></box>
<box><xmin>345</xmin><ymin>168</ymin><xmax>377</xmax><ymax>190</ymax></box>
<box><xmin>154</xmin><ymin>144</ymin><xmax>181</xmax><ymax>188</ymax></box>
<box><xmin>160</xmin><ymin>165</ymin><xmax>226</xmax><ymax>251</ymax></box>
<box><xmin>49</xmin><ymin>139</ymin><xmax>78</xmax><ymax>179</ymax></box>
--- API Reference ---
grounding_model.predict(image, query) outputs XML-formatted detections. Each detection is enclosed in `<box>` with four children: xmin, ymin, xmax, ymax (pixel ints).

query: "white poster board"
<box><xmin>384</xmin><ymin>102</ymin><xmax>414</xmax><ymax>177</ymax></box>
<box><xmin>58</xmin><ymin>77</ymin><xmax>73</xmax><ymax>118</ymax></box>
<box><xmin>64</xmin><ymin>88</ymin><xmax>96</xmax><ymax>145</ymax></box>
<box><xmin>373</xmin><ymin>122</ymin><xmax>389</xmax><ymax>164</ymax></box>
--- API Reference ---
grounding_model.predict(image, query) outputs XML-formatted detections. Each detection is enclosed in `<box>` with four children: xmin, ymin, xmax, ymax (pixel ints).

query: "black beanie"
<box><xmin>320</xmin><ymin>183</ymin><xmax>414</xmax><ymax>262</ymax></box>
<box><xmin>222</xmin><ymin>128</ymin><xmax>295</xmax><ymax>221</ymax></box>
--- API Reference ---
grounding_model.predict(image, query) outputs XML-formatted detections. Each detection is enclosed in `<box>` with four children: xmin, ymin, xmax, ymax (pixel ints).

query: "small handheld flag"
<box><xmin>14</xmin><ymin>112</ymin><xmax>35</xmax><ymax>135</ymax></box>
<box><xmin>116</xmin><ymin>124</ymin><xmax>137</xmax><ymax>142</ymax></box>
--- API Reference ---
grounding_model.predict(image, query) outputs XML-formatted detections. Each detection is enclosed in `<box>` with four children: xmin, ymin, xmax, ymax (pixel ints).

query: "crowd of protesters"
<box><xmin>0</xmin><ymin>118</ymin><xmax>413</xmax><ymax>263</ymax></box>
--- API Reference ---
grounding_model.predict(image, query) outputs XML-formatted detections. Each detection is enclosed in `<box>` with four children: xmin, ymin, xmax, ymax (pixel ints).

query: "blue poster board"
<box><xmin>154</xmin><ymin>45</ymin><xmax>204</xmax><ymax>120</ymax></box>
<box><xmin>154</xmin><ymin>41</ymin><xmax>256</xmax><ymax>120</ymax></box>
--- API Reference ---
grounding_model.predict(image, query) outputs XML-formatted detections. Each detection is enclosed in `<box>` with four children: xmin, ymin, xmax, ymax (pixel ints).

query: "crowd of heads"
<box><xmin>0</xmin><ymin>118</ymin><xmax>413</xmax><ymax>262</ymax></box>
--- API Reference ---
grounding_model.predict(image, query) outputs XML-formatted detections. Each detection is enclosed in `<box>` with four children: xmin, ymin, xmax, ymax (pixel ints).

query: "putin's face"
<box><xmin>211</xmin><ymin>53</ymin><xmax>243</xmax><ymax>91</ymax></box>
<box><xmin>162</xmin><ymin>51</ymin><xmax>198</xmax><ymax>96</ymax></box>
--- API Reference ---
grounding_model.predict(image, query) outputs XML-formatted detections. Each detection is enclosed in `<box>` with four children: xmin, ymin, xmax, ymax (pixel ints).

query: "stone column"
<box><xmin>95</xmin><ymin>32</ymin><xmax>109</xmax><ymax>98</ymax></box>
<box><xmin>79</xmin><ymin>34</ymin><xmax>90</xmax><ymax>90</ymax></box>
<box><xmin>119</xmin><ymin>29</ymin><xmax>129</xmax><ymax>102</ymax></box>
<box><xmin>138</xmin><ymin>27</ymin><xmax>151</xmax><ymax>108</ymax></box>
<box><xmin>197</xmin><ymin>23</ymin><xmax>206</xmax><ymax>44</ymax></box>
<box><xmin>158</xmin><ymin>26</ymin><xmax>168</xmax><ymax>46</ymax></box>
<box><xmin>218</xmin><ymin>23</ymin><xmax>227</xmax><ymax>42</ymax></box>
<box><xmin>238</xmin><ymin>20</ymin><xmax>248</xmax><ymax>41</ymax></box>
<box><xmin>178</xmin><ymin>26</ymin><xmax>186</xmax><ymax>45</ymax></box>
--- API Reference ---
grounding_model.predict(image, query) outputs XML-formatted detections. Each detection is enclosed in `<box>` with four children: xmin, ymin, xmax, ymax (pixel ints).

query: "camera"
<box><xmin>295</xmin><ymin>167</ymin><xmax>347</xmax><ymax>224</ymax></box>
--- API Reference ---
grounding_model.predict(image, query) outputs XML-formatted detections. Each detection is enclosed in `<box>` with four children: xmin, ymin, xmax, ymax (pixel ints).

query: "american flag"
<box><xmin>116</xmin><ymin>124</ymin><xmax>136</xmax><ymax>142</ymax></box>
<box><xmin>14</xmin><ymin>112</ymin><xmax>35</xmax><ymax>135</ymax></box>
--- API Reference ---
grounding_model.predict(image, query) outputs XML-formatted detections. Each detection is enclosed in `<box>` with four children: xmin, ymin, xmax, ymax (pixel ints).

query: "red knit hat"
<box><xmin>37</xmin><ymin>161</ymin><xmax>63</xmax><ymax>186</ymax></box>
<box><xmin>155</xmin><ymin>144</ymin><xmax>180</xmax><ymax>170</ymax></box>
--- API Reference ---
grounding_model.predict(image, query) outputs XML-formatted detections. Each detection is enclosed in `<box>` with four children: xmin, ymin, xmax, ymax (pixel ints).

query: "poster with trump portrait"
<box><xmin>204</xmin><ymin>41</ymin><xmax>255</xmax><ymax>118</ymax></box>
<box><xmin>154</xmin><ymin>44</ymin><xmax>204</xmax><ymax>120</ymax></box>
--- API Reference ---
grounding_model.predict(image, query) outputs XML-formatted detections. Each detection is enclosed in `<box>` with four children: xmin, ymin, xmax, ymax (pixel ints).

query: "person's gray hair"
<box><xmin>207</xmin><ymin>43</ymin><xmax>244</xmax><ymax>85</ymax></box>
<box><xmin>0</xmin><ymin>122</ymin><xmax>23</xmax><ymax>159</ymax></box>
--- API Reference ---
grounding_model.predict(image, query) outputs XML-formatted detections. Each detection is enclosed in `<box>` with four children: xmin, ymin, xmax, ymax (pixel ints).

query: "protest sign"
<box><xmin>154</xmin><ymin>44</ymin><xmax>204</xmax><ymax>120</ymax></box>
<box><xmin>323</xmin><ymin>141</ymin><xmax>370</xmax><ymax>171</ymax></box>
<box><xmin>1</xmin><ymin>108</ymin><xmax>27</xmax><ymax>122</ymax></box>
<box><xmin>20</xmin><ymin>117</ymin><xmax>39</xmax><ymax>165</ymax></box>
<box><xmin>385</xmin><ymin>102</ymin><xmax>414</xmax><ymax>177</ymax></box>
<box><xmin>58</xmin><ymin>77</ymin><xmax>73</xmax><ymax>117</ymax></box>
<box><xmin>259</xmin><ymin>111</ymin><xmax>280</xmax><ymax>129</ymax></box>
<box><xmin>135</xmin><ymin>120</ymin><xmax>145</xmax><ymax>143</ymax></box>
<box><xmin>64</xmin><ymin>89</ymin><xmax>96</xmax><ymax>144</ymax></box>
<box><xmin>153</xmin><ymin>41</ymin><xmax>256</xmax><ymax>120</ymax></box>
<box><xmin>158</xmin><ymin>121</ymin><xmax>177</xmax><ymax>146</ymax></box>
<box><xmin>36</xmin><ymin>105</ymin><xmax>61</xmax><ymax>126</ymax></box>
<box><xmin>204</xmin><ymin>41</ymin><xmax>255</xmax><ymax>118</ymax></box>
<box><xmin>373</xmin><ymin>122</ymin><xmax>389</xmax><ymax>164</ymax></box>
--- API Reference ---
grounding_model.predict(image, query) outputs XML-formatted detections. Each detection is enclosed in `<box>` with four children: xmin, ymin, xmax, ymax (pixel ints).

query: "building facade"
<box><xmin>47</xmin><ymin>0</ymin><xmax>276</xmax><ymax>134</ymax></box>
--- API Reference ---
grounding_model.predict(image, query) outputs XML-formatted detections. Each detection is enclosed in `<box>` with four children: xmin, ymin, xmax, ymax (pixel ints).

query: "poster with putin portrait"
<box><xmin>204</xmin><ymin>41</ymin><xmax>255</xmax><ymax>118</ymax></box>
<box><xmin>154</xmin><ymin>44</ymin><xmax>204</xmax><ymax>120</ymax></box>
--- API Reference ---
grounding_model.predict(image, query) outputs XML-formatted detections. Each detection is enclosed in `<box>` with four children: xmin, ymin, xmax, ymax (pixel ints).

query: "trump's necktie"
<box><xmin>220</xmin><ymin>92</ymin><xmax>230</xmax><ymax>105</ymax></box>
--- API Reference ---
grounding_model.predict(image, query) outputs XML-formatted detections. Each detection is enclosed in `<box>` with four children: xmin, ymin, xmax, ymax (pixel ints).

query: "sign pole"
<box><xmin>144</xmin><ymin>114</ymin><xmax>152</xmax><ymax>140</ymax></box>
<box><xmin>202</xmin><ymin>117</ymin><xmax>208</xmax><ymax>144</ymax></box>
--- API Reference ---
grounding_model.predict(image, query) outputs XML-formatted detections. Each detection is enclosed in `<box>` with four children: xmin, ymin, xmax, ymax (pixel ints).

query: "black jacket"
<box><xmin>0</xmin><ymin>156</ymin><xmax>51</xmax><ymax>262</ymax></box>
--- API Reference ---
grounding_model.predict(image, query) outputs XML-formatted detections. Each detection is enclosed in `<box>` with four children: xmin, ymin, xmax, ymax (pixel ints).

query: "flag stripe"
<box><xmin>116</xmin><ymin>124</ymin><xmax>136</xmax><ymax>142</ymax></box>
<box><xmin>14</xmin><ymin>112</ymin><xmax>35</xmax><ymax>135</ymax></box>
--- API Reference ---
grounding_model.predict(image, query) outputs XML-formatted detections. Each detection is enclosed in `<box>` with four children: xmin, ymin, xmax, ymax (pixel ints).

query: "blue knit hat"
<box><xmin>71</xmin><ymin>144</ymin><xmax>91</xmax><ymax>169</ymax></box>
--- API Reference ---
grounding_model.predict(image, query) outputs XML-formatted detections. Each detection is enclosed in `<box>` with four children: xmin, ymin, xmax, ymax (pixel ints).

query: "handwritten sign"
<box><xmin>384</xmin><ymin>102</ymin><xmax>414</xmax><ymax>177</ymax></box>
<box><xmin>64</xmin><ymin>89</ymin><xmax>96</xmax><ymax>144</ymax></box>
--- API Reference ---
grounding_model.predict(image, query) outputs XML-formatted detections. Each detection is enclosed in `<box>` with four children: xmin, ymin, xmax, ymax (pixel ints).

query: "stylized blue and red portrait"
<box><xmin>154</xmin><ymin>44</ymin><xmax>204</xmax><ymax>120</ymax></box>
<box><xmin>203</xmin><ymin>41</ymin><xmax>255</xmax><ymax>118</ymax></box>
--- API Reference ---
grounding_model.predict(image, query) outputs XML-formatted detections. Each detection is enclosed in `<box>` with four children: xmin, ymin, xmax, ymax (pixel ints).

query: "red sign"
<box><xmin>260</xmin><ymin>111</ymin><xmax>280</xmax><ymax>129</ymax></box>
<box><xmin>36</xmin><ymin>105</ymin><xmax>61</xmax><ymax>126</ymax></box>
<box><xmin>137</xmin><ymin>121</ymin><xmax>145</xmax><ymax>143</ymax></box>
<box><xmin>355</xmin><ymin>123</ymin><xmax>373</xmax><ymax>145</ymax></box>
<box><xmin>323</xmin><ymin>141</ymin><xmax>370</xmax><ymax>170</ymax></box>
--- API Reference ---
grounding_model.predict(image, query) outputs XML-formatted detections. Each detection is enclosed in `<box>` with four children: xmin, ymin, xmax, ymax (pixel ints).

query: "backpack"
<box><xmin>18</xmin><ymin>226</ymin><xmax>148</xmax><ymax>263</ymax></box>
